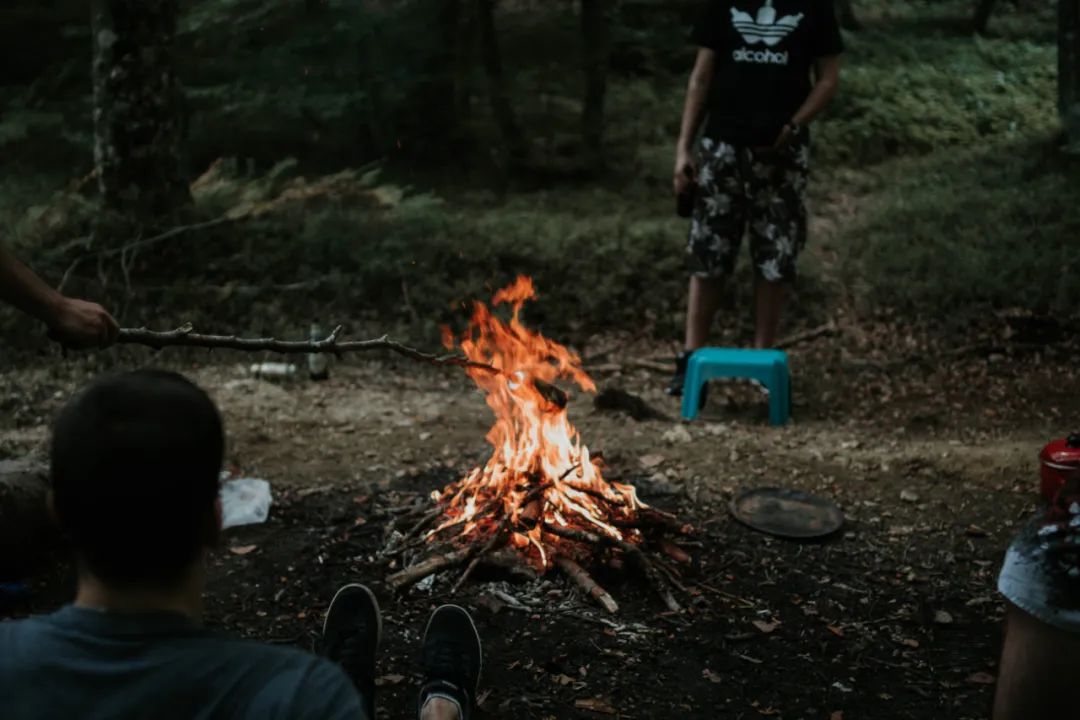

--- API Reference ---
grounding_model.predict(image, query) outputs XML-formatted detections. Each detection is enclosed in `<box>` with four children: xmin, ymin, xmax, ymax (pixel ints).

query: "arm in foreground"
<box><xmin>0</xmin><ymin>244</ymin><xmax>118</xmax><ymax>348</ymax></box>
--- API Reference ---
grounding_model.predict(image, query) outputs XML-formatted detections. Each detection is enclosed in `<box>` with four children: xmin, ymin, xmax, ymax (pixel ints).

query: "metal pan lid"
<box><xmin>729</xmin><ymin>487</ymin><xmax>844</xmax><ymax>539</ymax></box>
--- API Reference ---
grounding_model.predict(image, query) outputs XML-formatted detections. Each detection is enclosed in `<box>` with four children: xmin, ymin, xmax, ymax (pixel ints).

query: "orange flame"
<box><xmin>432</xmin><ymin>276</ymin><xmax>644</xmax><ymax>569</ymax></box>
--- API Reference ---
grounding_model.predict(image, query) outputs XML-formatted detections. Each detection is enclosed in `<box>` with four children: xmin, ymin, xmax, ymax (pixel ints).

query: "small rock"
<box><xmin>900</xmin><ymin>490</ymin><xmax>920</xmax><ymax>503</ymax></box>
<box><xmin>933</xmin><ymin>610</ymin><xmax>954</xmax><ymax>625</ymax></box>
<box><xmin>662</xmin><ymin>425</ymin><xmax>693</xmax><ymax>444</ymax></box>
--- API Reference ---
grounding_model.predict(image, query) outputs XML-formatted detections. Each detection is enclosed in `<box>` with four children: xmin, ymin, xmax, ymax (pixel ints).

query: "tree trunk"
<box><xmin>1061</xmin><ymin>0</ymin><xmax>1080</xmax><ymax>147</ymax></box>
<box><xmin>476</xmin><ymin>0</ymin><xmax>527</xmax><ymax>161</ymax></box>
<box><xmin>581</xmin><ymin>0</ymin><xmax>612</xmax><ymax>160</ymax></box>
<box><xmin>91</xmin><ymin>0</ymin><xmax>190</xmax><ymax>224</ymax></box>
<box><xmin>0</xmin><ymin>458</ymin><xmax>55</xmax><ymax>581</ymax></box>
<box><xmin>972</xmin><ymin>0</ymin><xmax>998</xmax><ymax>33</ymax></box>
<box><xmin>835</xmin><ymin>0</ymin><xmax>862</xmax><ymax>31</ymax></box>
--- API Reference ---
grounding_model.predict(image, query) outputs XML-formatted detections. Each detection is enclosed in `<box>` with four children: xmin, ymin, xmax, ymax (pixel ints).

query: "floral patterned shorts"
<box><xmin>687</xmin><ymin>133</ymin><xmax>810</xmax><ymax>282</ymax></box>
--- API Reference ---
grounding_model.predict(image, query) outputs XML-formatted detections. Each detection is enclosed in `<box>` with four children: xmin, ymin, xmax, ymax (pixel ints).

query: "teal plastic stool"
<box><xmin>680</xmin><ymin>348</ymin><xmax>791</xmax><ymax>426</ymax></box>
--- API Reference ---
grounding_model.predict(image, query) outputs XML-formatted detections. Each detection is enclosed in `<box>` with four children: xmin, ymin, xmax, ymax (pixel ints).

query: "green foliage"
<box><xmin>0</xmin><ymin>0</ymin><xmax>1074</xmax><ymax>342</ymax></box>
<box><xmin>817</xmin><ymin>32</ymin><xmax>1057</xmax><ymax>164</ymax></box>
<box><xmin>838</xmin><ymin>138</ymin><xmax>1080</xmax><ymax>314</ymax></box>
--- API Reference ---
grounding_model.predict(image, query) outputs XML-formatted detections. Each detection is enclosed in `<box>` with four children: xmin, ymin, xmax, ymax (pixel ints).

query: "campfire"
<box><xmin>386</xmin><ymin>277</ymin><xmax>691</xmax><ymax>613</ymax></box>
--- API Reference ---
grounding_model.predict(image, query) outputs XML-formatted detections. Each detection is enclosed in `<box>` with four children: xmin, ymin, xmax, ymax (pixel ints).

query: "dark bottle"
<box><xmin>676</xmin><ymin>166</ymin><xmax>696</xmax><ymax>218</ymax></box>
<box><xmin>308</xmin><ymin>323</ymin><xmax>330</xmax><ymax>381</ymax></box>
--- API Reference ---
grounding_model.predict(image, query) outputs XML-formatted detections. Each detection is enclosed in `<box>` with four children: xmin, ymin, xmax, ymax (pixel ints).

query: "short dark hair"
<box><xmin>50</xmin><ymin>370</ymin><xmax>225</xmax><ymax>587</ymax></box>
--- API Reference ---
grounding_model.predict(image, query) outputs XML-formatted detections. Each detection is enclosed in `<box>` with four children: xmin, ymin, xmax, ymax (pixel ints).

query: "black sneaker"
<box><xmin>418</xmin><ymin>605</ymin><xmax>483</xmax><ymax>720</ymax></box>
<box><xmin>322</xmin><ymin>584</ymin><xmax>382</xmax><ymax>720</ymax></box>
<box><xmin>664</xmin><ymin>350</ymin><xmax>694</xmax><ymax>397</ymax></box>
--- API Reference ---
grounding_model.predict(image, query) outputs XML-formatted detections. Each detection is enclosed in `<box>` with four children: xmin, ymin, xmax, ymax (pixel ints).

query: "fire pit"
<box><xmin>385</xmin><ymin>277</ymin><xmax>692</xmax><ymax>613</ymax></box>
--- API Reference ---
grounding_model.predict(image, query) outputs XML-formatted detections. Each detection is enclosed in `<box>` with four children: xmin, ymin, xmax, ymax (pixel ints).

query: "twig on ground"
<box><xmin>387</xmin><ymin>547</ymin><xmax>473</xmax><ymax>590</ymax></box>
<box><xmin>776</xmin><ymin>320</ymin><xmax>838</xmax><ymax>350</ymax></box>
<box><xmin>629</xmin><ymin>358</ymin><xmax>674</xmax><ymax>374</ymax></box>
<box><xmin>117</xmin><ymin>324</ymin><xmax>498</xmax><ymax>373</ymax></box>
<box><xmin>556</xmin><ymin>556</ymin><xmax>619</xmax><ymax>614</ymax></box>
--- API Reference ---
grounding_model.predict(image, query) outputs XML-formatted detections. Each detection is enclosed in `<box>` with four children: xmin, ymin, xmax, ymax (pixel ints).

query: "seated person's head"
<box><xmin>50</xmin><ymin>370</ymin><xmax>224</xmax><ymax>590</ymax></box>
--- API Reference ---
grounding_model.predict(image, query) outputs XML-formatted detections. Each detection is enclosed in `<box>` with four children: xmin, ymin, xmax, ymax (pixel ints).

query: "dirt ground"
<box><xmin>1</xmin><ymin>321</ymin><xmax>1077</xmax><ymax>719</ymax></box>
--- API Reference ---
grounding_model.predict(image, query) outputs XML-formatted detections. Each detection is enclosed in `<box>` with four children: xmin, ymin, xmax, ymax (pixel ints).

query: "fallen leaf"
<box><xmin>703</xmin><ymin>669</ymin><xmax>723</xmax><ymax>684</ymax></box>
<box><xmin>553</xmin><ymin>673</ymin><xmax>575</xmax><ymax>686</ymax></box>
<box><xmin>574</xmin><ymin>698</ymin><xmax>616</xmax><ymax>714</ymax></box>
<box><xmin>899</xmin><ymin>638</ymin><xmax>920</xmax><ymax>648</ymax></box>
<box><xmin>965</xmin><ymin>525</ymin><xmax>988</xmax><ymax>538</ymax></box>
<box><xmin>756</xmin><ymin>707</ymin><xmax>781</xmax><ymax>716</ymax></box>
<box><xmin>827</xmin><ymin>625</ymin><xmax>845</xmax><ymax>637</ymax></box>
<box><xmin>933</xmin><ymin>610</ymin><xmax>954</xmax><ymax>625</ymax></box>
<box><xmin>752</xmin><ymin>619</ymin><xmax>780</xmax><ymax>634</ymax></box>
<box><xmin>375</xmin><ymin>674</ymin><xmax>404</xmax><ymax>687</ymax></box>
<box><xmin>354</xmin><ymin>516</ymin><xmax>367</xmax><ymax>526</ymax></box>
<box><xmin>229</xmin><ymin>545</ymin><xmax>257</xmax><ymax>556</ymax></box>
<box><xmin>638</xmin><ymin>454</ymin><xmax>666</xmax><ymax>469</ymax></box>
<box><xmin>966</xmin><ymin>672</ymin><xmax>996</xmax><ymax>685</ymax></box>
<box><xmin>831</xmin><ymin>712</ymin><xmax>844</xmax><ymax>720</ymax></box>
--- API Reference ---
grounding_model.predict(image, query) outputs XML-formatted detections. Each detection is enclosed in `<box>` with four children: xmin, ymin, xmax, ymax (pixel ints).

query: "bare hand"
<box><xmin>673</xmin><ymin>151</ymin><xmax>696</xmax><ymax>196</ymax></box>
<box><xmin>48</xmin><ymin>298</ymin><xmax>119</xmax><ymax>349</ymax></box>
<box><xmin>772</xmin><ymin>124</ymin><xmax>795</xmax><ymax>151</ymax></box>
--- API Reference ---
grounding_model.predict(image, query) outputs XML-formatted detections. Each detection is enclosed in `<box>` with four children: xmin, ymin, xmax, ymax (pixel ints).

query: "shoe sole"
<box><xmin>324</xmin><ymin>583</ymin><xmax>383</xmax><ymax>651</ymax></box>
<box><xmin>423</xmin><ymin>603</ymin><xmax>483</xmax><ymax>694</ymax></box>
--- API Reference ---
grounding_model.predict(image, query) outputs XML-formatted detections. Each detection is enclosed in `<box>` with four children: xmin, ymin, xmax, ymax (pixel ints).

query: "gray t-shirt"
<box><xmin>0</xmin><ymin>606</ymin><xmax>367</xmax><ymax>720</ymax></box>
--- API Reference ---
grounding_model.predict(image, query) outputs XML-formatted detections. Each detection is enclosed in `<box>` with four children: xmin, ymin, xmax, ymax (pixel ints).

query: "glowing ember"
<box><xmin>430</xmin><ymin>276</ymin><xmax>645</xmax><ymax>570</ymax></box>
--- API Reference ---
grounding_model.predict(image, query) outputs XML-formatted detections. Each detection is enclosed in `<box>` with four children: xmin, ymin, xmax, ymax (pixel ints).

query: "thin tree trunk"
<box><xmin>476</xmin><ymin>0</ymin><xmax>527</xmax><ymax>161</ymax></box>
<box><xmin>1062</xmin><ymin>0</ymin><xmax>1080</xmax><ymax>147</ymax></box>
<box><xmin>581</xmin><ymin>0</ymin><xmax>611</xmax><ymax>160</ymax></box>
<box><xmin>91</xmin><ymin>0</ymin><xmax>190</xmax><ymax>224</ymax></box>
<box><xmin>835</xmin><ymin>0</ymin><xmax>861</xmax><ymax>31</ymax></box>
<box><xmin>972</xmin><ymin>0</ymin><xmax>998</xmax><ymax>33</ymax></box>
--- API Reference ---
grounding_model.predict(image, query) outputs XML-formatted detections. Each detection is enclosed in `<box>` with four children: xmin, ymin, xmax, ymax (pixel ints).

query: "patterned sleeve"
<box><xmin>810</xmin><ymin>0</ymin><xmax>845</xmax><ymax>57</ymax></box>
<box><xmin>690</xmin><ymin>0</ymin><xmax>728</xmax><ymax>52</ymax></box>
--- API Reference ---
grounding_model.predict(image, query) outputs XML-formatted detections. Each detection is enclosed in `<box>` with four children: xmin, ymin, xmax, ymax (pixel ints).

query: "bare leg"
<box><xmin>993</xmin><ymin>604</ymin><xmax>1080</xmax><ymax>719</ymax></box>
<box><xmin>684</xmin><ymin>275</ymin><xmax>724</xmax><ymax>350</ymax></box>
<box><xmin>420</xmin><ymin>697</ymin><xmax>461</xmax><ymax>720</ymax></box>
<box><xmin>753</xmin><ymin>279</ymin><xmax>788</xmax><ymax>349</ymax></box>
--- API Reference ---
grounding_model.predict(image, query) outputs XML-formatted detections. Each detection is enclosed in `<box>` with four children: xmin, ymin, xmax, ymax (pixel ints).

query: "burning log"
<box><xmin>384</xmin><ymin>276</ymin><xmax>692</xmax><ymax>614</ymax></box>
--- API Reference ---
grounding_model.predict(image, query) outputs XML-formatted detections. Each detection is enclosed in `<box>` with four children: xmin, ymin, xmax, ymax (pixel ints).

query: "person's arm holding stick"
<box><xmin>0</xmin><ymin>244</ymin><xmax>118</xmax><ymax>348</ymax></box>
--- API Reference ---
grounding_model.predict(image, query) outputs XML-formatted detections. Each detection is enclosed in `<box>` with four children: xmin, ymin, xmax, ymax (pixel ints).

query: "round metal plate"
<box><xmin>729</xmin><ymin>487</ymin><xmax>844</xmax><ymax>539</ymax></box>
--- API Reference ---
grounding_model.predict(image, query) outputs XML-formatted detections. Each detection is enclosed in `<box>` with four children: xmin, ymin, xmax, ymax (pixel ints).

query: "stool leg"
<box><xmin>768</xmin><ymin>362</ymin><xmax>787</xmax><ymax>426</ymax></box>
<box><xmin>681</xmin><ymin>363</ymin><xmax>703</xmax><ymax>421</ymax></box>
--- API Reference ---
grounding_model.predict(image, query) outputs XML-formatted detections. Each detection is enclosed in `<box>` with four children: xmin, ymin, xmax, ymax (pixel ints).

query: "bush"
<box><xmin>838</xmin><ymin>137</ymin><xmax>1080</xmax><ymax>315</ymax></box>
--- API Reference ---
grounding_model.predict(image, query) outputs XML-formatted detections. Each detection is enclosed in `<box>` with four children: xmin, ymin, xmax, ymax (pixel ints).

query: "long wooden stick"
<box><xmin>117</xmin><ymin>324</ymin><xmax>497</xmax><ymax>373</ymax></box>
<box><xmin>387</xmin><ymin>547</ymin><xmax>473</xmax><ymax>590</ymax></box>
<box><xmin>556</xmin><ymin>556</ymin><xmax>619</xmax><ymax>614</ymax></box>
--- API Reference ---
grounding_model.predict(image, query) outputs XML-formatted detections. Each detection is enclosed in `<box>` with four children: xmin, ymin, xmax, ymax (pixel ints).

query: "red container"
<box><xmin>1040</xmin><ymin>433</ymin><xmax>1080</xmax><ymax>502</ymax></box>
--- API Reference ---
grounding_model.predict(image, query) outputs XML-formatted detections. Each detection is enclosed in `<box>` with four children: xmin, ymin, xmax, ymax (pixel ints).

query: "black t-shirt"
<box><xmin>692</xmin><ymin>0</ymin><xmax>844</xmax><ymax>145</ymax></box>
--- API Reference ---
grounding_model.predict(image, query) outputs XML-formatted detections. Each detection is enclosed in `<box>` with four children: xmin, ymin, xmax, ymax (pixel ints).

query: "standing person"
<box><xmin>666</xmin><ymin>0</ymin><xmax>843</xmax><ymax>396</ymax></box>
<box><xmin>0</xmin><ymin>243</ymin><xmax>118</xmax><ymax>348</ymax></box>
